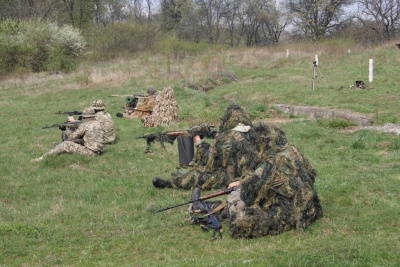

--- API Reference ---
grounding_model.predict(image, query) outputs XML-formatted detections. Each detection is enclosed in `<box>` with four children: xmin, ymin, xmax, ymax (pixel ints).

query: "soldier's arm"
<box><xmin>66</xmin><ymin>124</ymin><xmax>86</xmax><ymax>140</ymax></box>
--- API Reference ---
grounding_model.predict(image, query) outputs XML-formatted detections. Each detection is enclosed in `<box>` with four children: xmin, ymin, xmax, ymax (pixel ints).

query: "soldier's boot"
<box><xmin>220</xmin><ymin>207</ymin><xmax>229</xmax><ymax>219</ymax></box>
<box><xmin>152</xmin><ymin>177</ymin><xmax>172</xmax><ymax>188</ymax></box>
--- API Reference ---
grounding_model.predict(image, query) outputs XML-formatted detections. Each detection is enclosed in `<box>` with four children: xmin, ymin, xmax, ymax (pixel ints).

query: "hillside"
<box><xmin>0</xmin><ymin>42</ymin><xmax>399</xmax><ymax>266</ymax></box>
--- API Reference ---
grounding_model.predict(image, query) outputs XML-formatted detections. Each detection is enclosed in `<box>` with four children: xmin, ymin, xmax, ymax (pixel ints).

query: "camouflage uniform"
<box><xmin>171</xmin><ymin>105</ymin><xmax>258</xmax><ymax>190</ymax></box>
<box><xmin>185</xmin><ymin>105</ymin><xmax>323</xmax><ymax>238</ymax></box>
<box><xmin>32</xmin><ymin>109</ymin><xmax>105</xmax><ymax>161</ymax></box>
<box><xmin>92</xmin><ymin>100</ymin><xmax>115</xmax><ymax>144</ymax></box>
<box><xmin>227</xmin><ymin>142</ymin><xmax>323</xmax><ymax>238</ymax></box>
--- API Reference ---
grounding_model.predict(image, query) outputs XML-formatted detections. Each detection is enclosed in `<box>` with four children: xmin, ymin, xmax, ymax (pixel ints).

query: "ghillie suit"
<box><xmin>172</xmin><ymin>104</ymin><xmax>323</xmax><ymax>237</ymax></box>
<box><xmin>226</xmin><ymin>139</ymin><xmax>323</xmax><ymax>238</ymax></box>
<box><xmin>141</xmin><ymin>86</ymin><xmax>179</xmax><ymax>128</ymax></box>
<box><xmin>171</xmin><ymin>104</ymin><xmax>260</xmax><ymax>190</ymax></box>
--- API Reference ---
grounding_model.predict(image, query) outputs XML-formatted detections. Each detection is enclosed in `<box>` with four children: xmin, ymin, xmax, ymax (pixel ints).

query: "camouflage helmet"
<box><xmin>147</xmin><ymin>86</ymin><xmax>156</xmax><ymax>95</ymax></box>
<box><xmin>91</xmin><ymin>99</ymin><xmax>106</xmax><ymax>110</ymax></box>
<box><xmin>82</xmin><ymin>107</ymin><xmax>96</xmax><ymax>118</ymax></box>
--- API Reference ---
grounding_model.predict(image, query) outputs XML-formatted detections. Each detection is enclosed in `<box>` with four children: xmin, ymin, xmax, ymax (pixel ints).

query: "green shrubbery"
<box><xmin>0</xmin><ymin>19</ymin><xmax>85</xmax><ymax>73</ymax></box>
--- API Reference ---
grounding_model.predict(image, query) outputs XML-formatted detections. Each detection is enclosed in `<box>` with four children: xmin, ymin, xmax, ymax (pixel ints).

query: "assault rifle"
<box><xmin>55</xmin><ymin>111</ymin><xmax>82</xmax><ymax>115</ymax></box>
<box><xmin>42</xmin><ymin>121</ymin><xmax>81</xmax><ymax>129</ymax></box>
<box><xmin>156</xmin><ymin>187</ymin><xmax>238</xmax><ymax>240</ymax></box>
<box><xmin>136</xmin><ymin>124</ymin><xmax>216</xmax><ymax>153</ymax></box>
<box><xmin>55</xmin><ymin>111</ymin><xmax>83</xmax><ymax>121</ymax></box>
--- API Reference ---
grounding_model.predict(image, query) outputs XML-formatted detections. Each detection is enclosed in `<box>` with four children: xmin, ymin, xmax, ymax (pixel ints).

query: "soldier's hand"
<box><xmin>59</xmin><ymin>125</ymin><xmax>66</xmax><ymax>131</ymax></box>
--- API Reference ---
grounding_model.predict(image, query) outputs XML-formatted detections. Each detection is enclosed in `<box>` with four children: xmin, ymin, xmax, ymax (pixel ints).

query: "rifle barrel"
<box><xmin>155</xmin><ymin>187</ymin><xmax>237</xmax><ymax>213</ymax></box>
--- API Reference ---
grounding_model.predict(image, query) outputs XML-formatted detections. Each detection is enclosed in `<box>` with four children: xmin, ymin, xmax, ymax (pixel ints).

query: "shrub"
<box><xmin>0</xmin><ymin>19</ymin><xmax>85</xmax><ymax>73</ymax></box>
<box><xmin>84</xmin><ymin>23</ymin><xmax>159</xmax><ymax>61</ymax></box>
<box><xmin>317</xmin><ymin>117</ymin><xmax>357</xmax><ymax>129</ymax></box>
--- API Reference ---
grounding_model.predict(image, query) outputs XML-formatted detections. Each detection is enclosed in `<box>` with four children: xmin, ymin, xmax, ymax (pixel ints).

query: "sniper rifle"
<box><xmin>136</xmin><ymin>123</ymin><xmax>216</xmax><ymax>153</ymax></box>
<box><xmin>156</xmin><ymin>187</ymin><xmax>238</xmax><ymax>240</ymax></box>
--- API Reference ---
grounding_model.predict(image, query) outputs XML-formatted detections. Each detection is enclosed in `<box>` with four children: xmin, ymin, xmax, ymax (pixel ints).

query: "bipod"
<box><xmin>190</xmin><ymin>201</ymin><xmax>223</xmax><ymax>240</ymax></box>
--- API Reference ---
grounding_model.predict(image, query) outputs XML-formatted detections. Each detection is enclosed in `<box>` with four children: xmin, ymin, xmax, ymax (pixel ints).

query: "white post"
<box><xmin>314</xmin><ymin>54</ymin><xmax>319</xmax><ymax>66</ymax></box>
<box><xmin>369</xmin><ymin>59</ymin><xmax>373</xmax><ymax>83</ymax></box>
<box><xmin>286</xmin><ymin>49</ymin><xmax>290</xmax><ymax>58</ymax></box>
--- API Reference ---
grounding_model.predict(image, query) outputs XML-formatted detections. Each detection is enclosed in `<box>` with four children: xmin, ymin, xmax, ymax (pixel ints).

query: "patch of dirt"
<box><xmin>69</xmin><ymin>163</ymin><xmax>88</xmax><ymax>171</ymax></box>
<box><xmin>262</xmin><ymin>109</ymin><xmax>292</xmax><ymax>124</ymax></box>
<box><xmin>186</xmin><ymin>71</ymin><xmax>237</xmax><ymax>92</ymax></box>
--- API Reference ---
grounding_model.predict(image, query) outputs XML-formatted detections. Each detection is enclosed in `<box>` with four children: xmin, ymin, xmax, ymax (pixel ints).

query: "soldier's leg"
<box><xmin>32</xmin><ymin>141</ymin><xmax>95</xmax><ymax>162</ymax></box>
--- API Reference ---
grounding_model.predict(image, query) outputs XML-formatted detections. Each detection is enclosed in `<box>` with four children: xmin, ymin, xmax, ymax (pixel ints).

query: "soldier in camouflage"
<box><xmin>152</xmin><ymin>104</ymin><xmax>257</xmax><ymax>190</ymax></box>
<box><xmin>91</xmin><ymin>100</ymin><xmax>115</xmax><ymax>144</ymax></box>
<box><xmin>155</xmin><ymin>104</ymin><xmax>323</xmax><ymax>238</ymax></box>
<box><xmin>31</xmin><ymin>108</ymin><xmax>105</xmax><ymax>162</ymax></box>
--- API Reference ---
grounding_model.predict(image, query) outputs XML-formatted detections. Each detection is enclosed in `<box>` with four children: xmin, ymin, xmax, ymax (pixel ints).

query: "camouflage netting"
<box><xmin>141</xmin><ymin>86</ymin><xmax>179</xmax><ymax>128</ymax></box>
<box><xmin>170</xmin><ymin>104</ymin><xmax>323</xmax><ymax>238</ymax></box>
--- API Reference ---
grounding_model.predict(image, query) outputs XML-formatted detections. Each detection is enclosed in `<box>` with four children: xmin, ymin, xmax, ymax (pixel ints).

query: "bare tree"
<box><xmin>356</xmin><ymin>0</ymin><xmax>400</xmax><ymax>40</ymax></box>
<box><xmin>287</xmin><ymin>0</ymin><xmax>352</xmax><ymax>40</ymax></box>
<box><xmin>234</xmin><ymin>0</ymin><xmax>289</xmax><ymax>46</ymax></box>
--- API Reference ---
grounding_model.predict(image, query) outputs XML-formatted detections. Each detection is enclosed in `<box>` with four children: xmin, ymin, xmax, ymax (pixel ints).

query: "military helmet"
<box><xmin>147</xmin><ymin>86</ymin><xmax>156</xmax><ymax>95</ymax></box>
<box><xmin>82</xmin><ymin>107</ymin><xmax>96</xmax><ymax>118</ymax></box>
<box><xmin>91</xmin><ymin>99</ymin><xmax>106</xmax><ymax>110</ymax></box>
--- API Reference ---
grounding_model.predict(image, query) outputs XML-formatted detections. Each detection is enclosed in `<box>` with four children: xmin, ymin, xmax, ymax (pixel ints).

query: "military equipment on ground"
<box><xmin>125</xmin><ymin>93</ymin><xmax>148</xmax><ymax>111</ymax></box>
<box><xmin>156</xmin><ymin>187</ymin><xmax>238</xmax><ymax>239</ymax></box>
<box><xmin>136</xmin><ymin>124</ymin><xmax>216</xmax><ymax>153</ymax></box>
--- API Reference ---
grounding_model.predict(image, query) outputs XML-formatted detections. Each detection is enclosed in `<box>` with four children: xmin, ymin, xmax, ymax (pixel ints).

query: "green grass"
<box><xmin>1</xmin><ymin>42</ymin><xmax>399</xmax><ymax>266</ymax></box>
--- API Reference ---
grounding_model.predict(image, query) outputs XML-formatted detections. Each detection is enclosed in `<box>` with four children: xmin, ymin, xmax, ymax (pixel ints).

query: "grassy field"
<box><xmin>1</xmin><ymin>40</ymin><xmax>399</xmax><ymax>266</ymax></box>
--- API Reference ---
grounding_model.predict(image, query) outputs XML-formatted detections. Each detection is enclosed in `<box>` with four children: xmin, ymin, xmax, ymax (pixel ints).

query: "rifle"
<box><xmin>133</xmin><ymin>107</ymin><xmax>152</xmax><ymax>113</ymax></box>
<box><xmin>125</xmin><ymin>93</ymin><xmax>149</xmax><ymax>111</ymax></box>
<box><xmin>136</xmin><ymin>123</ymin><xmax>216</xmax><ymax>153</ymax></box>
<box><xmin>156</xmin><ymin>187</ymin><xmax>238</xmax><ymax>240</ymax></box>
<box><xmin>55</xmin><ymin>111</ymin><xmax>82</xmax><ymax>115</ymax></box>
<box><xmin>42</xmin><ymin>121</ymin><xmax>81</xmax><ymax>129</ymax></box>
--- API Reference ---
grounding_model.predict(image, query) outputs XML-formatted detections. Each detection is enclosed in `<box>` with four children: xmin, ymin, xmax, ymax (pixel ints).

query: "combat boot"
<box><xmin>152</xmin><ymin>177</ymin><xmax>172</xmax><ymax>188</ymax></box>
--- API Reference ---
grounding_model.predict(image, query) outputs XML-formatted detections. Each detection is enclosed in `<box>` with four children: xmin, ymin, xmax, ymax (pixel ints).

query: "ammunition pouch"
<box><xmin>177</xmin><ymin>135</ymin><xmax>194</xmax><ymax>165</ymax></box>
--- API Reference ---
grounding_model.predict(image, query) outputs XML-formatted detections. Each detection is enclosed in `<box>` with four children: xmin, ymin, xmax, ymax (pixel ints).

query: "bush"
<box><xmin>317</xmin><ymin>117</ymin><xmax>357</xmax><ymax>129</ymax></box>
<box><xmin>0</xmin><ymin>19</ymin><xmax>85</xmax><ymax>73</ymax></box>
<box><xmin>84</xmin><ymin>22</ymin><xmax>159</xmax><ymax>61</ymax></box>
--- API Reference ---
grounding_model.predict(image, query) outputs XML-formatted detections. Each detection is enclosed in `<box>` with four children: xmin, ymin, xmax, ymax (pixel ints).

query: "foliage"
<box><xmin>84</xmin><ymin>22</ymin><xmax>159</xmax><ymax>61</ymax></box>
<box><xmin>0</xmin><ymin>19</ymin><xmax>85</xmax><ymax>73</ymax></box>
<box><xmin>317</xmin><ymin>117</ymin><xmax>357</xmax><ymax>129</ymax></box>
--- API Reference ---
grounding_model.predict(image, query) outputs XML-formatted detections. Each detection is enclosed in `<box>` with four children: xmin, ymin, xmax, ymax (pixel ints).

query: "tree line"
<box><xmin>1</xmin><ymin>0</ymin><xmax>399</xmax><ymax>45</ymax></box>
